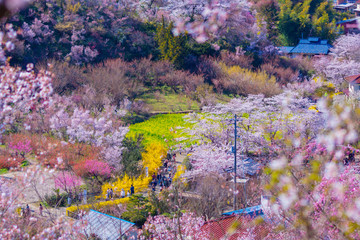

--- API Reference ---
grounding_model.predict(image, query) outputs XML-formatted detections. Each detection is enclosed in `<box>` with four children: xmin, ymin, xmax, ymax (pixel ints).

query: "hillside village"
<box><xmin>1</xmin><ymin>0</ymin><xmax>360</xmax><ymax>239</ymax></box>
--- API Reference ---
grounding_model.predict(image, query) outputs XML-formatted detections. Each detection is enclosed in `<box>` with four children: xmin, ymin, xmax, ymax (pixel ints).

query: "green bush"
<box><xmin>121</xmin><ymin>194</ymin><xmax>155</xmax><ymax>227</ymax></box>
<box><xmin>44</xmin><ymin>192</ymin><xmax>69</xmax><ymax>208</ymax></box>
<box><xmin>121</xmin><ymin>134</ymin><xmax>145</xmax><ymax>177</ymax></box>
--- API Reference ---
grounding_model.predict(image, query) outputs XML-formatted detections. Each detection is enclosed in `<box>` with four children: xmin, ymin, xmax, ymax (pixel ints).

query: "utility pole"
<box><xmin>231</xmin><ymin>114</ymin><xmax>247</xmax><ymax>211</ymax></box>
<box><xmin>233</xmin><ymin>114</ymin><xmax>237</xmax><ymax>211</ymax></box>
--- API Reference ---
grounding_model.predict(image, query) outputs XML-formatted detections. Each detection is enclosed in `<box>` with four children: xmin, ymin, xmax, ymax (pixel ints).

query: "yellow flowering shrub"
<box><xmin>101</xmin><ymin>174</ymin><xmax>152</xmax><ymax>199</ymax></box>
<box><xmin>173</xmin><ymin>164</ymin><xmax>186</xmax><ymax>182</ymax></box>
<box><xmin>100</xmin><ymin>142</ymin><xmax>166</xmax><ymax>199</ymax></box>
<box><xmin>141</xmin><ymin>142</ymin><xmax>167</xmax><ymax>176</ymax></box>
<box><xmin>66</xmin><ymin>197</ymin><xmax>130</xmax><ymax>217</ymax></box>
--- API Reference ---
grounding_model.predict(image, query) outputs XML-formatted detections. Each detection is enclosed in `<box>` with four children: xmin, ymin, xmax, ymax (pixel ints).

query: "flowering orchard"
<box><xmin>2</xmin><ymin>0</ymin><xmax>360</xmax><ymax>239</ymax></box>
<box><xmin>182</xmin><ymin>92</ymin><xmax>324</xmax><ymax>174</ymax></box>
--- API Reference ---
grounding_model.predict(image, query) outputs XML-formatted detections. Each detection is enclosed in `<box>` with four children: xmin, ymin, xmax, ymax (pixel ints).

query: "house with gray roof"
<box><xmin>83</xmin><ymin>209</ymin><xmax>136</xmax><ymax>240</ymax></box>
<box><xmin>280</xmin><ymin>37</ymin><xmax>331</xmax><ymax>56</ymax></box>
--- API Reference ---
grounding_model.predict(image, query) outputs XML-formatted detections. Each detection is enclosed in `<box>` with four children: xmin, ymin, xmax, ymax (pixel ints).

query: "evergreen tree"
<box><xmin>278</xmin><ymin>0</ymin><xmax>339</xmax><ymax>45</ymax></box>
<box><xmin>155</xmin><ymin>17</ymin><xmax>187</xmax><ymax>67</ymax></box>
<box><xmin>256</xmin><ymin>0</ymin><xmax>280</xmax><ymax>44</ymax></box>
<box><xmin>121</xmin><ymin>134</ymin><xmax>145</xmax><ymax>177</ymax></box>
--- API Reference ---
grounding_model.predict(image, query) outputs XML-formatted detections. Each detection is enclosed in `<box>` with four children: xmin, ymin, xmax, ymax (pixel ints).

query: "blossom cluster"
<box><xmin>50</xmin><ymin>104</ymin><xmax>128</xmax><ymax>171</ymax></box>
<box><xmin>141</xmin><ymin>212</ymin><xmax>209</xmax><ymax>240</ymax></box>
<box><xmin>0</xmin><ymin>63</ymin><xmax>53</xmax><ymax>129</ymax></box>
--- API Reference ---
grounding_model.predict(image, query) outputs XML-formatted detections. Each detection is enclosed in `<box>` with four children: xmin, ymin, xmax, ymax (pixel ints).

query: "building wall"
<box><xmin>349</xmin><ymin>82</ymin><xmax>360</xmax><ymax>93</ymax></box>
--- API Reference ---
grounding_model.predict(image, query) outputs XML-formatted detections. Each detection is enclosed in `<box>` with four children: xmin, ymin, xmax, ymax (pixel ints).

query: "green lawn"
<box><xmin>137</xmin><ymin>92</ymin><xmax>200</xmax><ymax>112</ymax></box>
<box><xmin>136</xmin><ymin>91</ymin><xmax>233</xmax><ymax>113</ymax></box>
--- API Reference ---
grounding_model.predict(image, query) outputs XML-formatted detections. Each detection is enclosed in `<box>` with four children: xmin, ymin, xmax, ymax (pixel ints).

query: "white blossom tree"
<box><xmin>316</xmin><ymin>34</ymin><xmax>360</xmax><ymax>85</ymax></box>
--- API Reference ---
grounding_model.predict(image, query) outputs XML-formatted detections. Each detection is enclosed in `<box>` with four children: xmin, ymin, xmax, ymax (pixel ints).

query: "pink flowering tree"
<box><xmin>162</xmin><ymin>0</ymin><xmax>253</xmax><ymax>43</ymax></box>
<box><xmin>50</xmin><ymin>105</ymin><xmax>128</xmax><ymax>171</ymax></box>
<box><xmin>141</xmin><ymin>212</ymin><xmax>209</xmax><ymax>240</ymax></box>
<box><xmin>8</xmin><ymin>138</ymin><xmax>32</xmax><ymax>158</ymax></box>
<box><xmin>54</xmin><ymin>171</ymin><xmax>82</xmax><ymax>194</ymax></box>
<box><xmin>261</xmin><ymin>96</ymin><xmax>360</xmax><ymax>239</ymax></box>
<box><xmin>74</xmin><ymin>159</ymin><xmax>112</xmax><ymax>179</ymax></box>
<box><xmin>0</xmin><ymin>63</ymin><xmax>53</xmax><ymax>132</ymax></box>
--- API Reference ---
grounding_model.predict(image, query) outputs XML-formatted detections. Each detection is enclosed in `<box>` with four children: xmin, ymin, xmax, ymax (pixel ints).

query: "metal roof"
<box><xmin>299</xmin><ymin>39</ymin><xmax>310</xmax><ymax>44</ymax></box>
<box><xmin>308</xmin><ymin>37</ymin><xmax>319</xmax><ymax>42</ymax></box>
<box><xmin>278</xmin><ymin>46</ymin><xmax>294</xmax><ymax>53</ymax></box>
<box><xmin>337</xmin><ymin>18</ymin><xmax>359</xmax><ymax>24</ymax></box>
<box><xmin>83</xmin><ymin>209</ymin><xmax>135</xmax><ymax>240</ymax></box>
<box><xmin>222</xmin><ymin>205</ymin><xmax>263</xmax><ymax>217</ymax></box>
<box><xmin>290</xmin><ymin>42</ymin><xmax>330</xmax><ymax>55</ymax></box>
<box><xmin>281</xmin><ymin>37</ymin><xmax>331</xmax><ymax>55</ymax></box>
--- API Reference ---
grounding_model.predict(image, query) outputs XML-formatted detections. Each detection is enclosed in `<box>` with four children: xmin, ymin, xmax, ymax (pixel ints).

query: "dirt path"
<box><xmin>1</xmin><ymin>159</ymin><xmax>69</xmax><ymax>219</ymax></box>
<box><xmin>2</xmin><ymin>167</ymin><xmax>57</xmax><ymax>203</ymax></box>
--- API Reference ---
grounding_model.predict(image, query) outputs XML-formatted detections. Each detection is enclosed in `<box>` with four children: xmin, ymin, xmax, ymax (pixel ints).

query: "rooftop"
<box><xmin>223</xmin><ymin>205</ymin><xmax>264</xmax><ymax>217</ymax></box>
<box><xmin>278</xmin><ymin>46</ymin><xmax>294</xmax><ymax>54</ymax></box>
<box><xmin>334</xmin><ymin>3</ymin><xmax>356</xmax><ymax>8</ymax></box>
<box><xmin>201</xmin><ymin>214</ymin><xmax>269</xmax><ymax>240</ymax></box>
<box><xmin>345</xmin><ymin>74</ymin><xmax>360</xmax><ymax>84</ymax></box>
<box><xmin>337</xmin><ymin>17</ymin><xmax>360</xmax><ymax>24</ymax></box>
<box><xmin>83</xmin><ymin>209</ymin><xmax>135</xmax><ymax>240</ymax></box>
<box><xmin>288</xmin><ymin>37</ymin><xmax>331</xmax><ymax>55</ymax></box>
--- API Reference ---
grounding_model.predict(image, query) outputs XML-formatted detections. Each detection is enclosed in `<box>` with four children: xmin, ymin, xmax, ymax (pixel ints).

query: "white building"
<box><xmin>345</xmin><ymin>74</ymin><xmax>360</xmax><ymax>94</ymax></box>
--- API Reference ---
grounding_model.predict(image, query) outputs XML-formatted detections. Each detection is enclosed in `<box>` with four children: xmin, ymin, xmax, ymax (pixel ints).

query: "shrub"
<box><xmin>86</xmin><ymin>59</ymin><xmax>144</xmax><ymax>104</ymax></box>
<box><xmin>219</xmin><ymin>50</ymin><xmax>254</xmax><ymax>69</ymax></box>
<box><xmin>5</xmin><ymin>133</ymin><xmax>32</xmax><ymax>157</ymax></box>
<box><xmin>0</xmin><ymin>153</ymin><xmax>22</xmax><ymax>169</ymax></box>
<box><xmin>160</xmin><ymin>70</ymin><xmax>204</xmax><ymax>93</ymax></box>
<box><xmin>66</xmin><ymin>197</ymin><xmax>130</xmax><ymax>217</ymax></box>
<box><xmin>261</xmin><ymin>63</ymin><xmax>298</xmax><ymax>84</ymax></box>
<box><xmin>197</xmin><ymin>57</ymin><xmax>224</xmax><ymax>84</ymax></box>
<box><xmin>30</xmin><ymin>135</ymin><xmax>100</xmax><ymax>168</ymax></box>
<box><xmin>101</xmin><ymin>174</ymin><xmax>152</xmax><ymax>200</ymax></box>
<box><xmin>121</xmin><ymin>194</ymin><xmax>156</xmax><ymax>227</ymax></box>
<box><xmin>45</xmin><ymin>61</ymin><xmax>87</xmax><ymax>95</ymax></box>
<box><xmin>215</xmin><ymin>63</ymin><xmax>282</xmax><ymax>97</ymax></box>
<box><xmin>44</xmin><ymin>192</ymin><xmax>69</xmax><ymax>208</ymax></box>
<box><xmin>73</xmin><ymin>160</ymin><xmax>112</xmax><ymax>179</ymax></box>
<box><xmin>121</xmin><ymin>134</ymin><xmax>145</xmax><ymax>177</ymax></box>
<box><xmin>131</xmin><ymin>58</ymin><xmax>172</xmax><ymax>86</ymax></box>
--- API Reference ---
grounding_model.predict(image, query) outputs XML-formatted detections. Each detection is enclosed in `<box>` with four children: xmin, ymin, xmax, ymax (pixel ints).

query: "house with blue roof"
<box><xmin>222</xmin><ymin>205</ymin><xmax>264</xmax><ymax>218</ymax></box>
<box><xmin>83</xmin><ymin>209</ymin><xmax>137</xmax><ymax>240</ymax></box>
<box><xmin>279</xmin><ymin>37</ymin><xmax>332</xmax><ymax>56</ymax></box>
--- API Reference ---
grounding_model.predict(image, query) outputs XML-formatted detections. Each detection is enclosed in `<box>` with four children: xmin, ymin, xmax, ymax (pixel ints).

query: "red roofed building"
<box><xmin>201</xmin><ymin>215</ymin><xmax>269</xmax><ymax>240</ymax></box>
<box><xmin>345</xmin><ymin>74</ymin><xmax>360</xmax><ymax>93</ymax></box>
